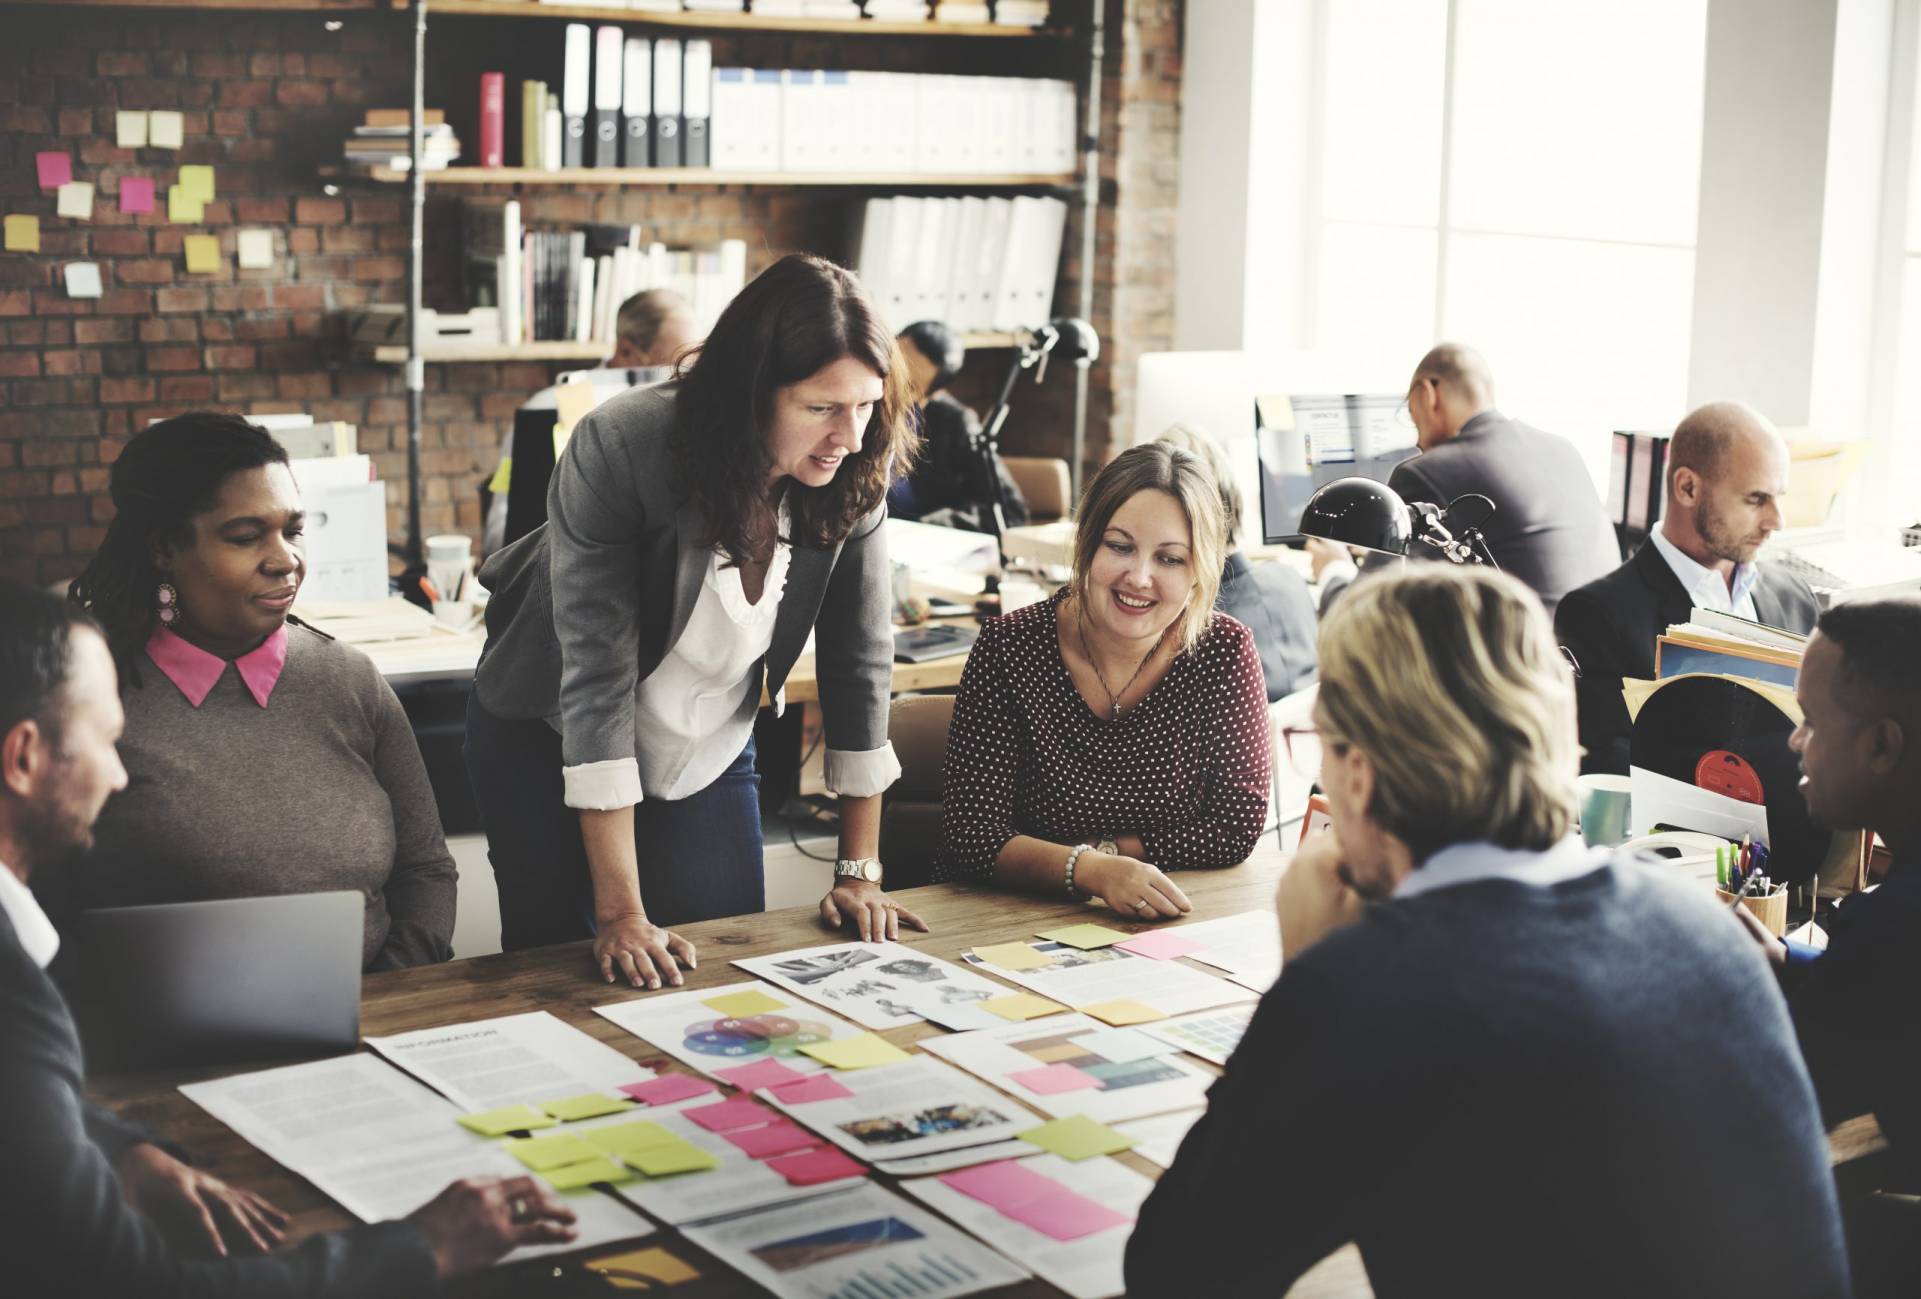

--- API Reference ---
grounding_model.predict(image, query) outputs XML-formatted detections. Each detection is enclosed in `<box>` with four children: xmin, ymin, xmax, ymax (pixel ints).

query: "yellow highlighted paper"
<box><xmin>1038</xmin><ymin>923</ymin><xmax>1130</xmax><ymax>950</ymax></box>
<box><xmin>504</xmin><ymin>1133</ymin><xmax>601</xmax><ymax>1172</ymax></box>
<box><xmin>798</xmin><ymin>1033</ymin><xmax>912</xmax><ymax>1070</ymax></box>
<box><xmin>168</xmin><ymin>184</ymin><xmax>203</xmax><ymax>224</ymax></box>
<box><xmin>538</xmin><ymin>1093</ymin><xmax>636</xmax><ymax>1122</ymax></box>
<box><xmin>979</xmin><ymin>993</ymin><xmax>1065</xmax><ymax>1022</ymax></box>
<box><xmin>585</xmin><ymin>1245</ymin><xmax>702</xmax><ymax>1289</ymax></box>
<box><xmin>582</xmin><ymin>1121</ymin><xmax>679</xmax><ymax>1157</ymax></box>
<box><xmin>456</xmin><ymin>1103</ymin><xmax>556</xmax><ymax>1137</ymax></box>
<box><xmin>1082</xmin><ymin>998</ymin><xmax>1168</xmax><ymax>1027</ymax></box>
<box><xmin>542</xmin><ymin>1156</ymin><xmax>634</xmax><ymax>1190</ymax></box>
<box><xmin>4</xmin><ymin>215</ymin><xmax>40</xmax><ymax>252</ymax></box>
<box><xmin>627</xmin><ymin>1140</ymin><xmax>720</xmax><ymax>1177</ymax></box>
<box><xmin>178</xmin><ymin>164</ymin><xmax>215</xmax><ymax>203</ymax></box>
<box><xmin>1017</xmin><ymin>1114</ymin><xmax>1137</xmax><ymax>1161</ymax></box>
<box><xmin>973</xmin><ymin>942</ymin><xmax>1050</xmax><ymax>971</ymax></box>
<box><xmin>183</xmin><ymin>234</ymin><xmax>220</xmax><ymax>274</ymax></box>
<box><xmin>702</xmin><ymin>988</ymin><xmax>787</xmax><ymax>1017</ymax></box>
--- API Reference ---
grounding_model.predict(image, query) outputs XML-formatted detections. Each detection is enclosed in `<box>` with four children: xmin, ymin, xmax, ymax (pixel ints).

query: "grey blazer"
<box><xmin>475</xmin><ymin>382</ymin><xmax>895</xmax><ymax>773</ymax></box>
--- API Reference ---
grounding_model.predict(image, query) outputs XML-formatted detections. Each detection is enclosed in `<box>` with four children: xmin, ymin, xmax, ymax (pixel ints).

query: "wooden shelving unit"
<box><xmin>15</xmin><ymin>0</ymin><xmax>373</xmax><ymax>9</ymax></box>
<box><xmin>396</xmin><ymin>0</ymin><xmax>1064</xmax><ymax>39</ymax></box>
<box><xmin>360</xmin><ymin>330</ymin><xmax>1028</xmax><ymax>365</ymax></box>
<box><xmin>344</xmin><ymin>165</ymin><xmax>1076</xmax><ymax>188</ymax></box>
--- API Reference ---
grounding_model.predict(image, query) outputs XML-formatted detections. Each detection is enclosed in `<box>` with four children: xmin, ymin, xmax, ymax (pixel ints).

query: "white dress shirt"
<box><xmin>1649</xmin><ymin>527</ymin><xmax>1759</xmax><ymax>620</ymax></box>
<box><xmin>1393</xmin><ymin>835</ymin><xmax>1609</xmax><ymax>901</ymax></box>
<box><xmin>0</xmin><ymin>862</ymin><xmax>60</xmax><ymax>969</ymax></box>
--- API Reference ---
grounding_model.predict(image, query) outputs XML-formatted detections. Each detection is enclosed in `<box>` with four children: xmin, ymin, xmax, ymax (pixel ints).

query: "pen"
<box><xmin>419</xmin><ymin>575</ymin><xmax>441</xmax><ymax>603</ymax></box>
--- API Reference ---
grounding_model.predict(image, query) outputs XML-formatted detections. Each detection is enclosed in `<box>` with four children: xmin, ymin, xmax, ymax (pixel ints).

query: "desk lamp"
<box><xmin>1299</xmin><ymin>477</ymin><xmax>1500</xmax><ymax>568</ymax></box>
<box><xmin>975</xmin><ymin>317</ymin><xmax>1101</xmax><ymax>558</ymax></box>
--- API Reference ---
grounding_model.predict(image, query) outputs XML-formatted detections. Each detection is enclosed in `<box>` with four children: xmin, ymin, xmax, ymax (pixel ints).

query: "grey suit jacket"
<box><xmin>1388</xmin><ymin>410</ymin><xmax>1620</xmax><ymax>619</ymax></box>
<box><xmin>475</xmin><ymin>382</ymin><xmax>895</xmax><ymax>774</ymax></box>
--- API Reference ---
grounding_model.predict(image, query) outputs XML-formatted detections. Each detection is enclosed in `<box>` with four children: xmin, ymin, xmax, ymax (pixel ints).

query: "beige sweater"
<box><xmin>73</xmin><ymin>623</ymin><xmax>456</xmax><ymax>970</ymax></box>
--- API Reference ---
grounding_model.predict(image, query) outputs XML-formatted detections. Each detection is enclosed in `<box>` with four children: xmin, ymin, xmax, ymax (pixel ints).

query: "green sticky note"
<box><xmin>628</xmin><ymin>1140</ymin><xmax>720</xmax><ymax>1177</ymax></box>
<box><xmin>167</xmin><ymin>184</ymin><xmax>203</xmax><ymax>224</ymax></box>
<box><xmin>702</xmin><ymin>987</ymin><xmax>787</xmax><ymax>1017</ymax></box>
<box><xmin>456</xmin><ymin>1104</ymin><xmax>556</xmax><ymax>1137</ymax></box>
<box><xmin>979</xmin><ymin>993</ymin><xmax>1065</xmax><ymax>1022</ymax></box>
<box><xmin>582</xmin><ymin>1121</ymin><xmax>680</xmax><ymax>1157</ymax></box>
<box><xmin>1038</xmin><ymin>923</ymin><xmax>1131</xmax><ymax>950</ymax></box>
<box><xmin>183</xmin><ymin>234</ymin><xmax>220</xmax><ymax>274</ymax></box>
<box><xmin>504</xmin><ymin>1132</ymin><xmax>602</xmax><ymax>1171</ymax></box>
<box><xmin>1018</xmin><ymin>1114</ymin><xmax>1137</xmax><ymax>1161</ymax></box>
<box><xmin>178</xmin><ymin>164</ymin><xmax>215</xmax><ymax>202</ymax></box>
<box><xmin>538</xmin><ymin>1093</ymin><xmax>637</xmax><ymax>1122</ymax></box>
<box><xmin>797</xmin><ymin>1032</ymin><xmax>912</xmax><ymax>1071</ymax></box>
<box><xmin>973</xmin><ymin>942</ymin><xmax>1051</xmax><ymax>971</ymax></box>
<box><xmin>543</xmin><ymin>1156</ymin><xmax>635</xmax><ymax>1190</ymax></box>
<box><xmin>1082</xmin><ymin>997</ymin><xmax>1168</xmax><ymax>1027</ymax></box>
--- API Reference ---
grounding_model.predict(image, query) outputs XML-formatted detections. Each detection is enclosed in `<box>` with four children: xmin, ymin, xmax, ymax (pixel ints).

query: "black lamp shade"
<box><xmin>1299</xmin><ymin>477</ymin><xmax>1412</xmax><ymax>556</ymax></box>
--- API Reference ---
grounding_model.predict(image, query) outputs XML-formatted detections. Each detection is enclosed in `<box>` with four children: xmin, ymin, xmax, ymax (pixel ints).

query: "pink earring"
<box><xmin>156</xmin><ymin>581</ymin><xmax>180</xmax><ymax>626</ymax></box>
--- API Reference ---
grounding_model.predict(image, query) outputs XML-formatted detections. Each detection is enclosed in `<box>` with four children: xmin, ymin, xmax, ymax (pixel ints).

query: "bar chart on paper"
<box><xmin>825</xmin><ymin>1250</ymin><xmax>992</xmax><ymax>1299</ymax></box>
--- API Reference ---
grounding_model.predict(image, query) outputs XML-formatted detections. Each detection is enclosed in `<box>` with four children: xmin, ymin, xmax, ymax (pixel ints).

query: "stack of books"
<box><xmin>343</xmin><ymin>110</ymin><xmax>461</xmax><ymax>174</ymax></box>
<box><xmin>753</xmin><ymin>0</ymin><xmax>864</xmax><ymax>15</ymax></box>
<box><xmin>864</xmin><ymin>0</ymin><xmax>932</xmax><ymax>17</ymax></box>
<box><xmin>993</xmin><ymin>0</ymin><xmax>1049</xmax><ymax>24</ymax></box>
<box><xmin>934</xmin><ymin>1</ymin><xmax>992</xmax><ymax>21</ymax></box>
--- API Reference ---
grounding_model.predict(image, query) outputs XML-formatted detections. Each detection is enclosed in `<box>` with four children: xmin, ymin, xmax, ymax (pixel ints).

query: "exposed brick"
<box><xmin>154</xmin><ymin>287</ymin><xmax>209</xmax><ymax>314</ymax></box>
<box><xmin>158</xmin><ymin>375</ymin><xmax>216</xmax><ymax>402</ymax></box>
<box><xmin>74</xmin><ymin>319</ymin><xmax>135</xmax><ymax>345</ymax></box>
<box><xmin>100</xmin><ymin>377</ymin><xmax>156</xmax><ymax>404</ymax></box>
<box><xmin>144</xmin><ymin>346</ymin><xmax>201</xmax><ymax>372</ymax></box>
<box><xmin>0</xmin><ymin>353</ymin><xmax>41</xmax><ymax>378</ymax></box>
<box><xmin>294</xmin><ymin>197</ymin><xmax>347</xmax><ymax>225</ymax></box>
<box><xmin>139</xmin><ymin>319</ymin><xmax>199</xmax><ymax>343</ymax></box>
<box><xmin>204</xmin><ymin>345</ymin><xmax>257</xmax><ymax>370</ymax></box>
<box><xmin>91</xmin><ymin>229</ymin><xmax>151</xmax><ymax>257</ymax></box>
<box><xmin>234</xmin><ymin>197</ymin><xmax>290</xmax><ymax>224</ymax></box>
<box><xmin>217</xmin><ymin>79</ymin><xmax>272</xmax><ymax>108</ymax></box>
<box><xmin>275</xmin><ymin>80</ymin><xmax>329</xmax><ymax>108</ymax></box>
<box><xmin>114</xmin><ymin>258</ymin><xmax>175</xmax><ymax>286</ymax></box>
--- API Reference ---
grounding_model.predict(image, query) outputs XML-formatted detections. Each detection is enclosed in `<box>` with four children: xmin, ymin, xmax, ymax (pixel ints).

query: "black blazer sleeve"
<box><xmin>0</xmin><ymin>938</ymin><xmax>438</xmax><ymax>1299</ymax></box>
<box><xmin>1554</xmin><ymin>586</ymin><xmax>1636</xmax><ymax>775</ymax></box>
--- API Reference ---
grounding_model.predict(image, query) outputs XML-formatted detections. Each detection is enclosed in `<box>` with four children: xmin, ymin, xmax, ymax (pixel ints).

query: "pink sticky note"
<box><xmin>722</xmin><ymin>1119</ymin><xmax>819</xmax><ymax>1159</ymax></box>
<box><xmin>36</xmin><ymin>152</ymin><xmax>72</xmax><ymax>189</ymax></box>
<box><xmin>1002</xmin><ymin>1190</ymin><xmax>1133</xmax><ymax>1242</ymax></box>
<box><xmin>619</xmin><ymin>1075</ymin><xmax>718</xmax><ymax>1106</ymax></box>
<box><xmin>1008</xmin><ymin>1063</ymin><xmax>1105</xmax><ymax>1096</ymax></box>
<box><xmin>767</xmin><ymin>1074</ymin><xmax>856</xmax><ymax>1105</ymax></box>
<box><xmin>767</xmin><ymin>1146</ymin><xmax>865</xmax><ymax>1186</ymax></box>
<box><xmin>1116</xmin><ymin>930</ymin><xmax>1206</xmax><ymax>961</ymax></box>
<box><xmin>938</xmin><ymin>1160</ymin><xmax>1058</xmax><ymax>1209</ymax></box>
<box><xmin>683</xmin><ymin>1096</ymin><xmax>774</xmax><ymax>1133</ymax></box>
<box><xmin>119</xmin><ymin>177</ymin><xmax>155</xmax><ymax>215</ymax></box>
<box><xmin>715</xmin><ymin>1059</ymin><xmax>810</xmax><ymax>1092</ymax></box>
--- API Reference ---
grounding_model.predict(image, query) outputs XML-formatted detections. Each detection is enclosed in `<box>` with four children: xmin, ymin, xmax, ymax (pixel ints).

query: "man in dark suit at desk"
<box><xmin>1389</xmin><ymin>343</ymin><xmax>1617</xmax><ymax>618</ymax></box>
<box><xmin>1556</xmin><ymin>402</ymin><xmax>1819</xmax><ymax>774</ymax></box>
<box><xmin>0</xmin><ymin>583</ymin><xmax>575</xmax><ymax>1295</ymax></box>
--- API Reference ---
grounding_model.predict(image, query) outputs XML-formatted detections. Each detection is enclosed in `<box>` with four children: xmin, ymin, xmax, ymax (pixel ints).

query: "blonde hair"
<box><xmin>1070</xmin><ymin>442</ymin><xmax>1228</xmax><ymax>655</ymax></box>
<box><xmin>1153</xmin><ymin>423</ymin><xmax>1243</xmax><ymax>546</ymax></box>
<box><xmin>1315</xmin><ymin>565</ymin><xmax>1578</xmax><ymax>862</ymax></box>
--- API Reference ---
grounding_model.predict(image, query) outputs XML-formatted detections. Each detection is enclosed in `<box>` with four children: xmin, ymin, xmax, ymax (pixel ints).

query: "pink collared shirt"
<box><xmin>145</xmin><ymin>624</ymin><xmax>289</xmax><ymax>708</ymax></box>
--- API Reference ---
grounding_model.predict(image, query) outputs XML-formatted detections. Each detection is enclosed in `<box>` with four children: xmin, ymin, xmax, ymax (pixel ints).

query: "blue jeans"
<box><xmin>464</xmin><ymin>693</ymin><xmax>766</xmax><ymax>953</ymax></box>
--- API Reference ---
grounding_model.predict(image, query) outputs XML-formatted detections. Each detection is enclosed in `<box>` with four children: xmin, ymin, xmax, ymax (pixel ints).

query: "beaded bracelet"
<box><xmin>1064</xmin><ymin>842</ymin><xmax>1094</xmax><ymax>898</ymax></box>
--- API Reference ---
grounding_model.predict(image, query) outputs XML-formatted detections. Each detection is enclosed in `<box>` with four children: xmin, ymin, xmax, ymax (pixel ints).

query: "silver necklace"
<box><xmin>1076</xmin><ymin>597</ymin><xmax>1171</xmax><ymax>721</ymax></box>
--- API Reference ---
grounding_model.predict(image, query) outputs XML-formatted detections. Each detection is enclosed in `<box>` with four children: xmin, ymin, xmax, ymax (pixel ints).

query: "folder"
<box><xmin>561</xmin><ymin>23</ymin><xmax>590</xmax><ymax>168</ymax></box>
<box><xmin>651</xmin><ymin>38</ymin><xmax>682</xmax><ymax>168</ymax></box>
<box><xmin>947</xmin><ymin>195</ymin><xmax>985</xmax><ymax>328</ymax></box>
<box><xmin>593</xmin><ymin>26</ymin><xmax>623</xmax><ymax>168</ymax></box>
<box><xmin>622</xmin><ymin>38</ymin><xmax>652</xmax><ymax>167</ymax></box>
<box><xmin>854</xmin><ymin>197</ymin><xmax>892</xmax><ymax>313</ymax></box>
<box><xmin>780</xmin><ymin>69</ymin><xmax>821</xmax><ymax>172</ymax></box>
<box><xmin>974</xmin><ymin>197</ymin><xmax>1011</xmax><ymax>333</ymax></box>
<box><xmin>710</xmin><ymin>67</ymin><xmax>750</xmax><ymax>169</ymax></box>
<box><xmin>816</xmin><ymin>70</ymin><xmax>849</xmax><ymax>173</ymax></box>
<box><xmin>682</xmin><ymin>40</ymin><xmax>712</xmax><ymax>168</ymax></box>
<box><xmin>989</xmin><ymin>197</ymin><xmax>1032</xmax><ymax>331</ymax></box>
<box><xmin>885</xmin><ymin>196</ymin><xmax>921</xmax><ymax>328</ymax></box>
<box><xmin>749</xmin><ymin>69</ymin><xmax>784</xmax><ymax>171</ymax></box>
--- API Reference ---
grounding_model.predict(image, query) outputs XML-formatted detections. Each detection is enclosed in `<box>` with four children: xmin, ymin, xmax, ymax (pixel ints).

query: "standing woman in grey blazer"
<box><xmin>467</xmin><ymin>255</ymin><xmax>926</xmax><ymax>988</ymax></box>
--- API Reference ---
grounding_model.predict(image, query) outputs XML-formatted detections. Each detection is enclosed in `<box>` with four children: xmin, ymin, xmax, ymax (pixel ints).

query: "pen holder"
<box><xmin>1718</xmin><ymin>886</ymin><xmax>1787</xmax><ymax>937</ymax></box>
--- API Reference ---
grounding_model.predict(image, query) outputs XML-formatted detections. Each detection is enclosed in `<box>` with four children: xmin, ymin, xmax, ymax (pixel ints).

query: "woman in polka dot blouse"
<box><xmin>934</xmin><ymin>442</ymin><xmax>1272</xmax><ymax>919</ymax></box>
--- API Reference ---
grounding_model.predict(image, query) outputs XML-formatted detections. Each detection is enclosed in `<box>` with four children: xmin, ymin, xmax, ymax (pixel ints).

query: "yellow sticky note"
<box><xmin>1082</xmin><ymin>998</ymin><xmax>1168</xmax><ymax>1027</ymax></box>
<box><xmin>504</xmin><ymin>1132</ymin><xmax>601</xmax><ymax>1172</ymax></box>
<box><xmin>702</xmin><ymin>987</ymin><xmax>787</xmax><ymax>1017</ymax></box>
<box><xmin>797</xmin><ymin>1032</ymin><xmax>912</xmax><ymax>1070</ymax></box>
<box><xmin>168</xmin><ymin>184</ymin><xmax>203</xmax><ymax>224</ymax></box>
<box><xmin>179</xmin><ymin>164</ymin><xmax>215</xmax><ymax>203</ymax></box>
<box><xmin>582</xmin><ymin>1120</ymin><xmax>679</xmax><ymax>1157</ymax></box>
<box><xmin>1018</xmin><ymin>1114</ymin><xmax>1136</xmax><ymax>1161</ymax></box>
<box><xmin>1038</xmin><ymin>923</ymin><xmax>1130</xmax><ymax>950</ymax></box>
<box><xmin>456</xmin><ymin>1103</ymin><xmax>556</xmax><ymax>1136</ymax></box>
<box><xmin>116</xmin><ymin>110</ymin><xmax>149</xmax><ymax>148</ymax></box>
<box><xmin>148</xmin><ymin>110</ymin><xmax>184</xmax><ymax>149</ymax></box>
<box><xmin>627</xmin><ymin>1140</ymin><xmax>720</xmax><ymax>1177</ymax></box>
<box><xmin>542</xmin><ymin>1156</ymin><xmax>634</xmax><ymax>1190</ymax></box>
<box><xmin>4</xmin><ymin>215</ymin><xmax>40</xmax><ymax>253</ymax></box>
<box><xmin>979</xmin><ymin>993</ymin><xmax>1066</xmax><ymax>1022</ymax></box>
<box><xmin>183</xmin><ymin>234</ymin><xmax>220</xmax><ymax>274</ymax></box>
<box><xmin>538</xmin><ymin>1093</ymin><xmax>636</xmax><ymax>1122</ymax></box>
<box><xmin>973</xmin><ymin>942</ymin><xmax>1051</xmax><ymax>971</ymax></box>
<box><xmin>586</xmin><ymin>1245</ymin><xmax>702</xmax><ymax>1289</ymax></box>
<box><xmin>56</xmin><ymin>182</ymin><xmax>94</xmax><ymax>221</ymax></box>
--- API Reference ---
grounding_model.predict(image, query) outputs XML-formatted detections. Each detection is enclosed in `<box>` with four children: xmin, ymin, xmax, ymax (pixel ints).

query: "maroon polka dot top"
<box><xmin>934</xmin><ymin>588</ymin><xmax>1272</xmax><ymax>882</ymax></box>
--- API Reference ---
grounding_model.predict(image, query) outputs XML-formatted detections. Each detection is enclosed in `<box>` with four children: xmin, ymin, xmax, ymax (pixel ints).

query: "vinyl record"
<box><xmin>1630</xmin><ymin>674</ymin><xmax>1827</xmax><ymax>880</ymax></box>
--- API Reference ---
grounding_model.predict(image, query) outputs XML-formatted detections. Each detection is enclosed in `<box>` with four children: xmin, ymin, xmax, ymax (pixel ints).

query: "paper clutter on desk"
<box><xmin>683</xmin><ymin>1096</ymin><xmax>776</xmax><ymax>1133</ymax></box>
<box><xmin>1115</xmin><ymin>930</ymin><xmax>1205</xmax><ymax>961</ymax></box>
<box><xmin>701</xmin><ymin>987</ymin><xmax>787</xmax><ymax>1017</ymax></box>
<box><xmin>1037</xmin><ymin>923</ymin><xmax>1131</xmax><ymax>950</ymax></box>
<box><xmin>620</xmin><ymin>1074</ymin><xmax>718</xmax><ymax>1107</ymax></box>
<box><xmin>584</xmin><ymin>1245</ymin><xmax>702</xmax><ymax>1289</ymax></box>
<box><xmin>1081</xmin><ymin>998</ymin><xmax>1168</xmax><ymax>1027</ymax></box>
<box><xmin>1067</xmin><ymin>1027</ymin><xmax>1170</xmax><ymax>1064</ymax></box>
<box><xmin>1017</xmin><ymin>1114</ymin><xmax>1136</xmax><ymax>1161</ymax></box>
<box><xmin>536</xmin><ymin>1093</ymin><xmax>636</xmax><ymax>1122</ymax></box>
<box><xmin>582</xmin><ymin>1121</ymin><xmax>679</xmax><ymax>1158</ymax></box>
<box><xmin>1007</xmin><ymin>1063</ymin><xmax>1105</xmax><ymax>1096</ymax></box>
<box><xmin>504</xmin><ymin>1132</ymin><xmax>602</xmax><ymax>1172</ymax></box>
<box><xmin>767</xmin><ymin>1074</ymin><xmax>856</xmax><ymax>1105</ymax></box>
<box><xmin>978</xmin><ymin>992</ymin><xmax>1066</xmax><ymax>1022</ymax></box>
<box><xmin>626</xmin><ymin>1139</ymin><xmax>720</xmax><ymax>1177</ymax></box>
<box><xmin>973</xmin><ymin>941</ymin><xmax>1051</xmax><ymax>971</ymax></box>
<box><xmin>713</xmin><ymin>1058</ymin><xmax>809</xmax><ymax>1092</ymax></box>
<box><xmin>766</xmin><ymin>1146</ymin><xmax>864</xmax><ymax>1187</ymax></box>
<box><xmin>456</xmin><ymin>1103</ymin><xmax>556</xmax><ymax>1136</ymax></box>
<box><xmin>722</xmin><ymin>1118</ymin><xmax>819</xmax><ymax>1159</ymax></box>
<box><xmin>542</xmin><ymin>1155</ymin><xmax>634</xmax><ymax>1190</ymax></box>
<box><xmin>798</xmin><ymin>1033</ymin><xmax>912</xmax><ymax>1070</ymax></box>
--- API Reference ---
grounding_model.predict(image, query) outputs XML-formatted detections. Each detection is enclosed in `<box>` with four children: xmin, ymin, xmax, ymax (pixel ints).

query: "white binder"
<box><xmin>710</xmin><ymin>67</ymin><xmax>751</xmax><ymax>170</ymax></box>
<box><xmin>561</xmin><ymin>23</ymin><xmax>590</xmax><ymax>168</ymax></box>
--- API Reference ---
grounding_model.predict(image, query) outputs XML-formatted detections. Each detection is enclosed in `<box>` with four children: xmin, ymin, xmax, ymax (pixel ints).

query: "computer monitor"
<box><xmin>1609</xmin><ymin>429</ymin><xmax>1669</xmax><ymax>558</ymax></box>
<box><xmin>1257</xmin><ymin>393</ymin><xmax>1420</xmax><ymax>544</ymax></box>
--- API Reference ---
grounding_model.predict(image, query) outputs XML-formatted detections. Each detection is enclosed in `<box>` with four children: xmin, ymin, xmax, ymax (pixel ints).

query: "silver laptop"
<box><xmin>67</xmin><ymin>891</ymin><xmax>362</xmax><ymax>1069</ymax></box>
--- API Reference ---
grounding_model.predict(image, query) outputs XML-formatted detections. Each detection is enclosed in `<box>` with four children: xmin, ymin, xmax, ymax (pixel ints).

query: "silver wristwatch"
<box><xmin>834</xmin><ymin>856</ymin><xmax>884</xmax><ymax>884</ymax></box>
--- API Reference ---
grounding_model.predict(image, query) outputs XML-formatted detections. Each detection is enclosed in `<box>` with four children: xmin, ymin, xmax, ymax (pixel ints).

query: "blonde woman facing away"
<box><xmin>933</xmin><ymin>442</ymin><xmax>1271</xmax><ymax>916</ymax></box>
<box><xmin>1126</xmin><ymin>566</ymin><xmax>1850</xmax><ymax>1298</ymax></box>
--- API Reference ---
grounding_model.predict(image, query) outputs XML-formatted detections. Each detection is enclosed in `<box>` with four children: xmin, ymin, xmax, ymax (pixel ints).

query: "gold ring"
<box><xmin>510</xmin><ymin>1196</ymin><xmax>529</xmax><ymax>1222</ymax></box>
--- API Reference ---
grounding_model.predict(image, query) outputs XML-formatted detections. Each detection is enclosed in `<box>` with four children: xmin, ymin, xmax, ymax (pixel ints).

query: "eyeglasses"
<box><xmin>1282</xmin><ymin>727</ymin><xmax>1323</xmax><ymax>782</ymax></box>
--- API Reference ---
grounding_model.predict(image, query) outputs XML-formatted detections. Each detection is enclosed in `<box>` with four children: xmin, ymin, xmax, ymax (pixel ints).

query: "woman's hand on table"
<box><xmin>1275</xmin><ymin>830</ymin><xmax>1367</xmax><ymax>960</ymax></box>
<box><xmin>820</xmin><ymin>879</ymin><xmax>928</xmax><ymax>942</ymax></box>
<box><xmin>1077</xmin><ymin>851</ymin><xmax>1191</xmax><ymax>920</ymax></box>
<box><xmin>115</xmin><ymin>1142</ymin><xmax>288</xmax><ymax>1257</ymax></box>
<box><xmin>594</xmin><ymin>912</ymin><xmax>695</xmax><ymax>989</ymax></box>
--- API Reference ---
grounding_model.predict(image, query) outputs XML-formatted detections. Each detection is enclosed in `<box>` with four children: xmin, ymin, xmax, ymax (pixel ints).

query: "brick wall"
<box><xmin>0</xmin><ymin>1</ymin><xmax>1182</xmax><ymax>588</ymax></box>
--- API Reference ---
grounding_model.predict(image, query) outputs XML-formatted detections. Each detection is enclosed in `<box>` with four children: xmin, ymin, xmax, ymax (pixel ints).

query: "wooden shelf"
<box><xmin>341</xmin><ymin>165</ymin><xmax>1075</xmax><ymax>188</ymax></box>
<box><xmin>12</xmin><ymin>0</ymin><xmax>373</xmax><ymax>7</ymax></box>
<box><xmin>398</xmin><ymin>1</ymin><xmax>1064</xmax><ymax>39</ymax></box>
<box><xmin>363</xmin><ymin>332</ymin><xmax>1026</xmax><ymax>364</ymax></box>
